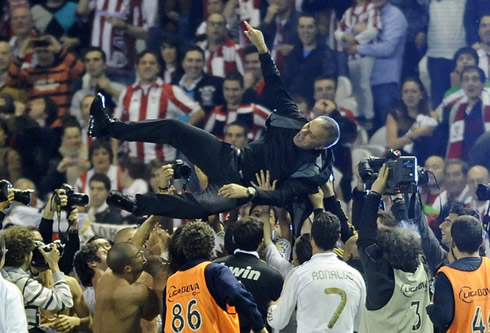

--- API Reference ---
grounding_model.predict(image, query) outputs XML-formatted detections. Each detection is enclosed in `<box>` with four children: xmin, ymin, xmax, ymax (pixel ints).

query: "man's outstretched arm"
<box><xmin>244</xmin><ymin>21</ymin><xmax>301</xmax><ymax>120</ymax></box>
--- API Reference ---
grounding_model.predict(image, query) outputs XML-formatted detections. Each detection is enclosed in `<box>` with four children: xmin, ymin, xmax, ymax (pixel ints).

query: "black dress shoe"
<box><xmin>88</xmin><ymin>93</ymin><xmax>112</xmax><ymax>137</ymax></box>
<box><xmin>107</xmin><ymin>191</ymin><xmax>137</xmax><ymax>213</ymax></box>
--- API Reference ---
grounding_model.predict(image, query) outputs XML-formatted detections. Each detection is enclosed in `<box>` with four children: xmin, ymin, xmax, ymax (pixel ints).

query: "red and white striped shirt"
<box><xmin>200</xmin><ymin>37</ymin><xmax>244</xmax><ymax>78</ymax></box>
<box><xmin>204</xmin><ymin>103</ymin><xmax>270</xmax><ymax>141</ymax></box>
<box><xmin>90</xmin><ymin>0</ymin><xmax>147</xmax><ymax>69</ymax></box>
<box><xmin>75</xmin><ymin>165</ymin><xmax>122</xmax><ymax>194</ymax></box>
<box><xmin>114</xmin><ymin>78</ymin><xmax>202</xmax><ymax>163</ymax></box>
<box><xmin>234</xmin><ymin>0</ymin><xmax>261</xmax><ymax>47</ymax></box>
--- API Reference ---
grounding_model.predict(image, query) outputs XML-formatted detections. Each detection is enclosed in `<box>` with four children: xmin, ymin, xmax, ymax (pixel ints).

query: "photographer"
<box><xmin>356</xmin><ymin>165</ymin><xmax>433</xmax><ymax>333</ymax></box>
<box><xmin>0</xmin><ymin>225</ymin><xmax>73</xmax><ymax>332</ymax></box>
<box><xmin>0</xmin><ymin>185</ymin><xmax>14</xmax><ymax>229</ymax></box>
<box><xmin>39</xmin><ymin>188</ymin><xmax>83</xmax><ymax>275</ymax></box>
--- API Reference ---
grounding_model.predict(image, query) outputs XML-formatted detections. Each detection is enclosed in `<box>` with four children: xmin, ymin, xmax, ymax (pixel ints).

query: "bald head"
<box><xmin>468</xmin><ymin>165</ymin><xmax>490</xmax><ymax>200</ymax></box>
<box><xmin>425</xmin><ymin>156</ymin><xmax>445</xmax><ymax>186</ymax></box>
<box><xmin>114</xmin><ymin>228</ymin><xmax>136</xmax><ymax>244</ymax></box>
<box><xmin>107</xmin><ymin>242</ymin><xmax>137</xmax><ymax>274</ymax></box>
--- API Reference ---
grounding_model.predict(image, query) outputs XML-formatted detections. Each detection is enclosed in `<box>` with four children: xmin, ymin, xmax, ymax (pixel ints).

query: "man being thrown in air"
<box><xmin>88</xmin><ymin>22</ymin><xmax>340</xmax><ymax>223</ymax></box>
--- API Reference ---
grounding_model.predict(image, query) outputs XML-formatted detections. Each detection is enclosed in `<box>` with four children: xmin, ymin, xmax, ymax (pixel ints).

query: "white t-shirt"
<box><xmin>267</xmin><ymin>252</ymin><xmax>366</xmax><ymax>332</ymax></box>
<box><xmin>0</xmin><ymin>274</ymin><xmax>28</xmax><ymax>333</ymax></box>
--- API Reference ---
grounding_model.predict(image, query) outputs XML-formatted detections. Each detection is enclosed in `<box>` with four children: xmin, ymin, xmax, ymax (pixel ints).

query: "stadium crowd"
<box><xmin>0</xmin><ymin>0</ymin><xmax>490</xmax><ymax>332</ymax></box>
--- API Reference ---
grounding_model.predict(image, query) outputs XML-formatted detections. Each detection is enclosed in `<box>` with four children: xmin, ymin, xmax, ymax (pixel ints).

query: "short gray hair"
<box><xmin>318</xmin><ymin>116</ymin><xmax>340</xmax><ymax>148</ymax></box>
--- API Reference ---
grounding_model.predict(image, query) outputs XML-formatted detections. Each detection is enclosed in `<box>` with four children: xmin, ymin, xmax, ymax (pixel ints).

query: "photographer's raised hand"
<box><xmin>39</xmin><ymin>244</ymin><xmax>61</xmax><ymax>273</ymax></box>
<box><xmin>43</xmin><ymin>188</ymin><xmax>68</xmax><ymax>220</ymax></box>
<box><xmin>0</xmin><ymin>187</ymin><xmax>14</xmax><ymax>210</ymax></box>
<box><xmin>370</xmin><ymin>164</ymin><xmax>389</xmax><ymax>195</ymax></box>
<box><xmin>158</xmin><ymin>164</ymin><xmax>174</xmax><ymax>194</ymax></box>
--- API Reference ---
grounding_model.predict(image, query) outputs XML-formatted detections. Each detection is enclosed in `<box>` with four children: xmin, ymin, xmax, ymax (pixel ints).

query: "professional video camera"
<box><xmin>172</xmin><ymin>159</ymin><xmax>192</xmax><ymax>180</ymax></box>
<box><xmin>31</xmin><ymin>240</ymin><xmax>65</xmax><ymax>269</ymax></box>
<box><xmin>477</xmin><ymin>184</ymin><xmax>490</xmax><ymax>201</ymax></box>
<box><xmin>55</xmin><ymin>184</ymin><xmax>89</xmax><ymax>212</ymax></box>
<box><xmin>358</xmin><ymin>150</ymin><xmax>429</xmax><ymax>194</ymax></box>
<box><xmin>0</xmin><ymin>179</ymin><xmax>33</xmax><ymax>205</ymax></box>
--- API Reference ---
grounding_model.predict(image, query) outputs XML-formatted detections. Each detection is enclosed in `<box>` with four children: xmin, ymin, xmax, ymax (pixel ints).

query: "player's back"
<box><xmin>292</xmin><ymin>252</ymin><xmax>366</xmax><ymax>332</ymax></box>
<box><xmin>93</xmin><ymin>272</ymin><xmax>144</xmax><ymax>333</ymax></box>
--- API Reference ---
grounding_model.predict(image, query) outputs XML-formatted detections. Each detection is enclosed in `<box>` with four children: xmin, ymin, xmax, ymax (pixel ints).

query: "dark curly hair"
<box><xmin>233</xmin><ymin>217</ymin><xmax>263</xmax><ymax>251</ymax></box>
<box><xmin>180</xmin><ymin>221</ymin><xmax>214</xmax><ymax>260</ymax></box>
<box><xmin>168</xmin><ymin>226</ymin><xmax>186</xmax><ymax>274</ymax></box>
<box><xmin>312</xmin><ymin>211</ymin><xmax>341</xmax><ymax>251</ymax></box>
<box><xmin>74</xmin><ymin>243</ymin><xmax>102</xmax><ymax>287</ymax></box>
<box><xmin>3</xmin><ymin>226</ymin><xmax>35</xmax><ymax>267</ymax></box>
<box><xmin>377</xmin><ymin>226</ymin><xmax>423</xmax><ymax>273</ymax></box>
<box><xmin>451</xmin><ymin>216</ymin><xmax>483</xmax><ymax>253</ymax></box>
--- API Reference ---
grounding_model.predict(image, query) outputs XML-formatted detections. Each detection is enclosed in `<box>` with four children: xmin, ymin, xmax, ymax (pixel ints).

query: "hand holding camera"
<box><xmin>371</xmin><ymin>164</ymin><xmax>389</xmax><ymax>195</ymax></box>
<box><xmin>38</xmin><ymin>242</ymin><xmax>61</xmax><ymax>272</ymax></box>
<box><xmin>0</xmin><ymin>179</ymin><xmax>33</xmax><ymax>206</ymax></box>
<box><xmin>0</xmin><ymin>186</ymin><xmax>14</xmax><ymax>210</ymax></box>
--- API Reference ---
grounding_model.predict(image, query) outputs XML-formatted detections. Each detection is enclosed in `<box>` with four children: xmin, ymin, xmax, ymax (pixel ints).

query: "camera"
<box><xmin>0</xmin><ymin>179</ymin><xmax>33</xmax><ymax>205</ymax></box>
<box><xmin>31</xmin><ymin>240</ymin><xmax>65</xmax><ymax>269</ymax></box>
<box><xmin>55</xmin><ymin>184</ymin><xmax>89</xmax><ymax>212</ymax></box>
<box><xmin>358</xmin><ymin>150</ymin><xmax>428</xmax><ymax>194</ymax></box>
<box><xmin>477</xmin><ymin>184</ymin><xmax>490</xmax><ymax>201</ymax></box>
<box><xmin>32</xmin><ymin>39</ymin><xmax>50</xmax><ymax>48</ymax></box>
<box><xmin>172</xmin><ymin>159</ymin><xmax>192</xmax><ymax>180</ymax></box>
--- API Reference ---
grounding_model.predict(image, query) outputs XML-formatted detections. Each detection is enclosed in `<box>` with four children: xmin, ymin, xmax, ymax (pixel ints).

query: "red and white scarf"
<box><xmin>446</xmin><ymin>90</ymin><xmax>490</xmax><ymax>159</ymax></box>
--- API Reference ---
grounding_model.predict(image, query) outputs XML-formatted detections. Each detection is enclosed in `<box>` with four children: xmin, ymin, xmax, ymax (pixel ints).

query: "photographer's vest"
<box><xmin>438</xmin><ymin>257</ymin><xmax>490</xmax><ymax>333</ymax></box>
<box><xmin>165</xmin><ymin>261</ymin><xmax>240</xmax><ymax>333</ymax></box>
<box><xmin>360</xmin><ymin>262</ymin><xmax>432</xmax><ymax>333</ymax></box>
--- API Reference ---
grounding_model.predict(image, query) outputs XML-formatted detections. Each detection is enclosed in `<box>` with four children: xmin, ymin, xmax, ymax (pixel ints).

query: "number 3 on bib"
<box><xmin>171</xmin><ymin>298</ymin><xmax>203</xmax><ymax>332</ymax></box>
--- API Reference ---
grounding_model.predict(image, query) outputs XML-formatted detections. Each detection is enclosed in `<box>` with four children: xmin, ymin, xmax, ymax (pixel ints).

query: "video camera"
<box><xmin>31</xmin><ymin>240</ymin><xmax>65</xmax><ymax>269</ymax></box>
<box><xmin>55</xmin><ymin>184</ymin><xmax>89</xmax><ymax>212</ymax></box>
<box><xmin>358</xmin><ymin>150</ymin><xmax>429</xmax><ymax>194</ymax></box>
<box><xmin>477</xmin><ymin>184</ymin><xmax>490</xmax><ymax>201</ymax></box>
<box><xmin>0</xmin><ymin>179</ymin><xmax>33</xmax><ymax>205</ymax></box>
<box><xmin>172</xmin><ymin>159</ymin><xmax>192</xmax><ymax>180</ymax></box>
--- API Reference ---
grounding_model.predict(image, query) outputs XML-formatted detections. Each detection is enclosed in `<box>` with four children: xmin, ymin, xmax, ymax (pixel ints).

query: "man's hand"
<box><xmin>371</xmin><ymin>164</ymin><xmax>389</xmax><ymax>194</ymax></box>
<box><xmin>39</xmin><ymin>244</ymin><xmax>61</xmax><ymax>272</ymax></box>
<box><xmin>313</xmin><ymin>99</ymin><xmax>336</xmax><ymax>116</ymax></box>
<box><xmin>159</xmin><ymin>164</ymin><xmax>174</xmax><ymax>193</ymax></box>
<box><xmin>18</xmin><ymin>39</ymin><xmax>34</xmax><ymax>58</ymax></box>
<box><xmin>53</xmin><ymin>315</ymin><xmax>81</xmax><ymax>333</ymax></box>
<box><xmin>44</xmin><ymin>35</ymin><xmax>62</xmax><ymax>54</ymax></box>
<box><xmin>145</xmin><ymin>225</ymin><xmax>170</xmax><ymax>256</ymax></box>
<box><xmin>218</xmin><ymin>184</ymin><xmax>248</xmax><ymax>198</ymax></box>
<box><xmin>345</xmin><ymin>43</ymin><xmax>359</xmax><ymax>55</ymax></box>
<box><xmin>321</xmin><ymin>182</ymin><xmax>335</xmax><ymax>198</ymax></box>
<box><xmin>68</xmin><ymin>208</ymin><xmax>79</xmax><ymax>232</ymax></box>
<box><xmin>308</xmin><ymin>188</ymin><xmax>324</xmax><ymax>210</ymax></box>
<box><xmin>244</xmin><ymin>21</ymin><xmax>268</xmax><ymax>54</ymax></box>
<box><xmin>107</xmin><ymin>16</ymin><xmax>127</xmax><ymax>29</ymax></box>
<box><xmin>342</xmin><ymin>34</ymin><xmax>357</xmax><ymax>47</ymax></box>
<box><xmin>44</xmin><ymin>189</ymin><xmax>68</xmax><ymax>219</ymax></box>
<box><xmin>251</xmin><ymin>170</ymin><xmax>277</xmax><ymax>191</ymax></box>
<box><xmin>0</xmin><ymin>187</ymin><xmax>14</xmax><ymax>210</ymax></box>
<box><xmin>353</xmin><ymin>23</ymin><xmax>367</xmax><ymax>34</ymax></box>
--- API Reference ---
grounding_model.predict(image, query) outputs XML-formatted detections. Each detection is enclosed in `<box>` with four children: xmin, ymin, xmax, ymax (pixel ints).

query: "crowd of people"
<box><xmin>0</xmin><ymin>0</ymin><xmax>489</xmax><ymax>332</ymax></box>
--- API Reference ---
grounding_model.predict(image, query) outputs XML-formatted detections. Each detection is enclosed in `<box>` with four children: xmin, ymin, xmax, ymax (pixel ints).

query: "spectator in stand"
<box><xmin>1</xmin><ymin>225</ymin><xmax>74</xmax><ymax>331</ymax></box>
<box><xmin>30</xmin><ymin>0</ymin><xmax>83</xmax><ymax>50</ymax></box>
<box><xmin>120</xmin><ymin>157</ymin><xmax>148</xmax><ymax>197</ymax></box>
<box><xmin>87</xmin><ymin>173</ymin><xmax>123</xmax><ymax>224</ymax></box>
<box><xmin>224</xmin><ymin>121</ymin><xmax>249</xmax><ymax>148</ymax></box>
<box><xmin>426</xmin><ymin>0</ymin><xmax>467</xmax><ymax>108</ymax></box>
<box><xmin>283</xmin><ymin>13</ymin><xmax>337</xmax><ymax>106</ymax></box>
<box><xmin>77</xmin><ymin>0</ymin><xmax>148</xmax><ymax>85</ymax></box>
<box><xmin>310</xmin><ymin>75</ymin><xmax>357</xmax><ymax>201</ymax></box>
<box><xmin>80</xmin><ymin>95</ymin><xmax>94</xmax><ymax>146</ymax></box>
<box><xmin>113</xmin><ymin>50</ymin><xmax>205</xmax><ymax>164</ymax></box>
<box><xmin>6</xmin><ymin>34</ymin><xmax>84</xmax><ymax>123</ymax></box>
<box><xmin>386</xmin><ymin>77</ymin><xmax>438</xmax><ymax>165</ymax></box>
<box><xmin>9</xmin><ymin>5</ymin><xmax>36</xmax><ymax>60</ymax></box>
<box><xmin>195</xmin><ymin>0</ymin><xmax>226</xmax><ymax>41</ymax></box>
<box><xmin>40</xmin><ymin>116</ymin><xmax>89</xmax><ymax>196</ymax></box>
<box><xmin>334</xmin><ymin>0</ymin><xmax>381</xmax><ymax>128</ymax></box>
<box><xmin>427</xmin><ymin>216</ymin><xmax>489</xmax><ymax>332</ymax></box>
<box><xmin>390</xmin><ymin>0</ymin><xmax>428</xmax><ymax>79</ymax></box>
<box><xmin>163</xmin><ymin>221</ymin><xmax>268</xmax><ymax>333</ymax></box>
<box><xmin>464</xmin><ymin>0</ymin><xmax>490</xmax><ymax>47</ymax></box>
<box><xmin>0</xmin><ymin>230</ymin><xmax>28</xmax><ymax>332</ymax></box>
<box><xmin>215</xmin><ymin>217</ymin><xmax>283</xmax><ymax>333</ymax></box>
<box><xmin>76</xmin><ymin>139</ymin><xmax>121</xmax><ymax>194</ymax></box>
<box><xmin>259</xmin><ymin>0</ymin><xmax>300</xmax><ymax>72</ymax></box>
<box><xmin>205</xmin><ymin>71</ymin><xmax>270</xmax><ymax>141</ymax></box>
<box><xmin>0</xmin><ymin>40</ymin><xmax>26</xmax><ymax>103</ymax></box>
<box><xmin>450</xmin><ymin>47</ymin><xmax>479</xmax><ymax>88</ymax></box>
<box><xmin>198</xmin><ymin>13</ymin><xmax>244</xmax><ymax>78</ymax></box>
<box><xmin>242</xmin><ymin>45</ymin><xmax>273</xmax><ymax>110</ymax></box>
<box><xmin>173</xmin><ymin>45</ymin><xmax>224</xmax><ymax>115</ymax></box>
<box><xmin>356</xmin><ymin>165</ymin><xmax>433</xmax><ymax>333</ymax></box>
<box><xmin>466</xmin><ymin>165</ymin><xmax>490</xmax><ymax>218</ymax></box>
<box><xmin>440</xmin><ymin>66</ymin><xmax>490</xmax><ymax>161</ymax></box>
<box><xmin>0</xmin><ymin>120</ymin><xmax>22</xmax><ymax>183</ymax></box>
<box><xmin>71</xmin><ymin>47</ymin><xmax>126</xmax><ymax>125</ymax></box>
<box><xmin>432</xmin><ymin>159</ymin><xmax>471</xmax><ymax>213</ymax></box>
<box><xmin>223</xmin><ymin>0</ymin><xmax>262</xmax><ymax>48</ymax></box>
<box><xmin>476</xmin><ymin>15</ymin><xmax>490</xmax><ymax>79</ymax></box>
<box><xmin>159</xmin><ymin>36</ymin><xmax>183</xmax><ymax>84</ymax></box>
<box><xmin>346</xmin><ymin>0</ymin><xmax>407</xmax><ymax>131</ymax></box>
